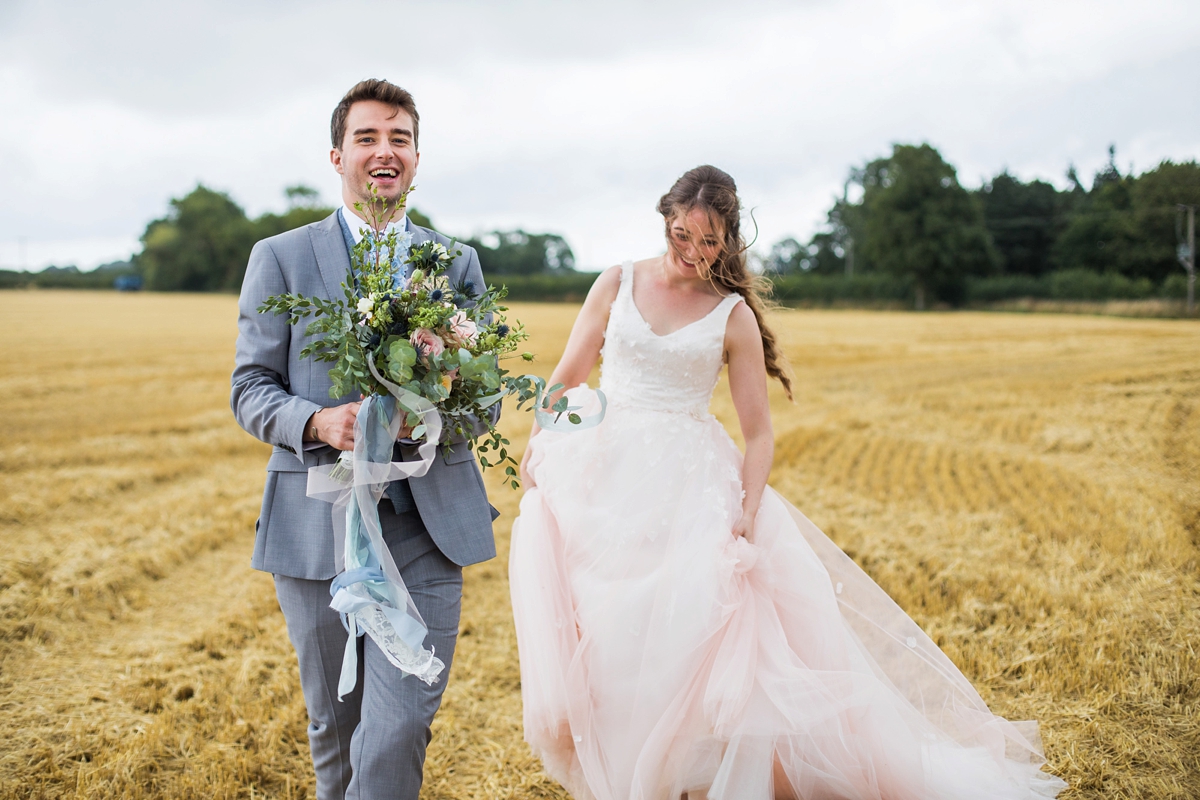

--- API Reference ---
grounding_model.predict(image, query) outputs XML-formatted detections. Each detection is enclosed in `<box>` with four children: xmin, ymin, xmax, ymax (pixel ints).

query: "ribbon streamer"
<box><xmin>306</xmin><ymin>359</ymin><xmax>446</xmax><ymax>697</ymax></box>
<box><xmin>534</xmin><ymin>384</ymin><xmax>608</xmax><ymax>432</ymax></box>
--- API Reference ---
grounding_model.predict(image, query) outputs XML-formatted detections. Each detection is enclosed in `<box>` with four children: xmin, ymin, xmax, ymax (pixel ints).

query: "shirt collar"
<box><xmin>340</xmin><ymin>203</ymin><xmax>408</xmax><ymax>245</ymax></box>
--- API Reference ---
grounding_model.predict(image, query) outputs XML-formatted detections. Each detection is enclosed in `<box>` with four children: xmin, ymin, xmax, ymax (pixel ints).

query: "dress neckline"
<box><xmin>625</xmin><ymin>260</ymin><xmax>735</xmax><ymax>339</ymax></box>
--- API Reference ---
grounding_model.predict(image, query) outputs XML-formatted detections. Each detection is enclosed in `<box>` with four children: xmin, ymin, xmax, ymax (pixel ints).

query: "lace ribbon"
<box><xmin>306</xmin><ymin>359</ymin><xmax>446</xmax><ymax>698</ymax></box>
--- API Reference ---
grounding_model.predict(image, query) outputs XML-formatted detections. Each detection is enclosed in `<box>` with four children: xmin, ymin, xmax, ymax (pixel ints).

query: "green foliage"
<box><xmin>1120</xmin><ymin>160</ymin><xmax>1200</xmax><ymax>282</ymax></box>
<box><xmin>254</xmin><ymin>206</ymin><xmax>334</xmax><ymax>241</ymax></box>
<box><xmin>257</xmin><ymin>183</ymin><xmax>566</xmax><ymax>484</ymax></box>
<box><xmin>764</xmin><ymin>234</ymin><xmax>849</xmax><ymax>275</ymax></box>
<box><xmin>978</xmin><ymin>172</ymin><xmax>1066</xmax><ymax>276</ymax></box>
<box><xmin>462</xmin><ymin>230</ymin><xmax>575</xmax><ymax>275</ymax></box>
<box><xmin>965</xmin><ymin>269</ymin><xmax>1157</xmax><ymax>303</ymax></box>
<box><xmin>770</xmin><ymin>144</ymin><xmax>1200</xmax><ymax>306</ymax></box>
<box><xmin>407</xmin><ymin>207</ymin><xmax>434</xmax><ymax>230</ymax></box>
<box><xmin>485</xmin><ymin>272</ymin><xmax>599</xmax><ymax>301</ymax></box>
<box><xmin>858</xmin><ymin>144</ymin><xmax>997</xmax><ymax>308</ymax></box>
<box><xmin>0</xmin><ymin>261</ymin><xmax>137</xmax><ymax>290</ymax></box>
<box><xmin>768</xmin><ymin>272</ymin><xmax>912</xmax><ymax>304</ymax></box>
<box><xmin>136</xmin><ymin>185</ymin><xmax>259</xmax><ymax>291</ymax></box>
<box><xmin>132</xmin><ymin>183</ymin><xmax>440</xmax><ymax>292</ymax></box>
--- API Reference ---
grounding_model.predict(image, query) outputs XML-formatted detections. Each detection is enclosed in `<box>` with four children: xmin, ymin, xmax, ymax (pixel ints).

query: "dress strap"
<box><xmin>717</xmin><ymin>291</ymin><xmax>744</xmax><ymax>319</ymax></box>
<box><xmin>619</xmin><ymin>260</ymin><xmax>634</xmax><ymax>290</ymax></box>
<box><xmin>612</xmin><ymin>260</ymin><xmax>635</xmax><ymax>308</ymax></box>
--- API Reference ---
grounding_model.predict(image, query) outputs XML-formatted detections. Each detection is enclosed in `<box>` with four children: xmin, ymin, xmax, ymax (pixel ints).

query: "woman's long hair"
<box><xmin>657</xmin><ymin>165</ymin><xmax>793</xmax><ymax>399</ymax></box>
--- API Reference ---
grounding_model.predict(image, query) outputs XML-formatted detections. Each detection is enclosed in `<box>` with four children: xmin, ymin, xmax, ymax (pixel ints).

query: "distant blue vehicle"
<box><xmin>114</xmin><ymin>274</ymin><xmax>143</xmax><ymax>291</ymax></box>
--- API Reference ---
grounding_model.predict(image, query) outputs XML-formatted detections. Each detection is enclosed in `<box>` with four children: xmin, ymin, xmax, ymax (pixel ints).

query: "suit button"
<box><xmin>277</xmin><ymin>443</ymin><xmax>296</xmax><ymax>454</ymax></box>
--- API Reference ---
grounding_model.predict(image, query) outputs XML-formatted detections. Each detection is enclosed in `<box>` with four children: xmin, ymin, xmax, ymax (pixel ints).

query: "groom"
<box><xmin>231</xmin><ymin>79</ymin><xmax>497</xmax><ymax>800</ymax></box>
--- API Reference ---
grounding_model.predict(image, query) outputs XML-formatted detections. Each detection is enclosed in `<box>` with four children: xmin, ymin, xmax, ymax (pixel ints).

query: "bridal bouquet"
<box><xmin>259</xmin><ymin>187</ymin><xmax>557</xmax><ymax>488</ymax></box>
<box><xmin>256</xmin><ymin>185</ymin><xmax>599</xmax><ymax>692</ymax></box>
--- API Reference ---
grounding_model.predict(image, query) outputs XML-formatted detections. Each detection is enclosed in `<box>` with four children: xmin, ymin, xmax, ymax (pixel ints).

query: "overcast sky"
<box><xmin>2</xmin><ymin>0</ymin><xmax>1198</xmax><ymax>272</ymax></box>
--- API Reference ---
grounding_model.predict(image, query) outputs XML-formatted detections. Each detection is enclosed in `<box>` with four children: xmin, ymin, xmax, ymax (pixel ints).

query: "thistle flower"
<box><xmin>496</xmin><ymin>324</ymin><xmax>510</xmax><ymax>337</ymax></box>
<box><xmin>430</xmin><ymin>289</ymin><xmax>444</xmax><ymax>301</ymax></box>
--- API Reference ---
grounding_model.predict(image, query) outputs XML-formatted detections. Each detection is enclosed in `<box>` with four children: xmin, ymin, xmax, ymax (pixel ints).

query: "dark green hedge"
<box><xmin>488</xmin><ymin>272</ymin><xmax>600</xmax><ymax>302</ymax></box>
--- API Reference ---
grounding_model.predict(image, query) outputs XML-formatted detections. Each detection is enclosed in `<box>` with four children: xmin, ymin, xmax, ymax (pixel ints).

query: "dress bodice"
<box><xmin>599</xmin><ymin>260</ymin><xmax>743</xmax><ymax>416</ymax></box>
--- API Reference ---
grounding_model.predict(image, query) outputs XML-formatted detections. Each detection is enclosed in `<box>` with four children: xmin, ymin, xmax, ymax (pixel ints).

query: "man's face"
<box><xmin>331</xmin><ymin>100</ymin><xmax>419</xmax><ymax>220</ymax></box>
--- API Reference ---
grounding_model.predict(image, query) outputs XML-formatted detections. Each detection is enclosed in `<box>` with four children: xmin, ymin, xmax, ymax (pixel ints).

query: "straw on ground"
<box><xmin>0</xmin><ymin>292</ymin><xmax>1197</xmax><ymax>799</ymax></box>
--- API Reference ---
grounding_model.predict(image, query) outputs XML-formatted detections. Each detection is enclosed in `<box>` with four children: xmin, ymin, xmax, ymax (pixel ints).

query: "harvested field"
<box><xmin>1</xmin><ymin>291</ymin><xmax>1198</xmax><ymax>799</ymax></box>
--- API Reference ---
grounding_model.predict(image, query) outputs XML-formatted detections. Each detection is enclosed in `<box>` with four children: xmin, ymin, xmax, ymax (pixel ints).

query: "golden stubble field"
<box><xmin>0</xmin><ymin>291</ymin><xmax>1197</xmax><ymax>799</ymax></box>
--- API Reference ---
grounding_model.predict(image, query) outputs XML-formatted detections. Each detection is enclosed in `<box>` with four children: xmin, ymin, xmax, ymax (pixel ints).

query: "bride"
<box><xmin>509</xmin><ymin>165</ymin><xmax>1065</xmax><ymax>800</ymax></box>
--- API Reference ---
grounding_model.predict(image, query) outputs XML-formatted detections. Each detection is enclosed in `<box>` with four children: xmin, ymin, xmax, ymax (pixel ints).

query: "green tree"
<box><xmin>136</xmin><ymin>185</ymin><xmax>257</xmax><ymax>291</ymax></box>
<box><xmin>1127</xmin><ymin>160</ymin><xmax>1200</xmax><ymax>283</ymax></box>
<box><xmin>763</xmin><ymin>237</ymin><xmax>805</xmax><ymax>274</ymax></box>
<box><xmin>1048</xmin><ymin>147</ymin><xmax>1200</xmax><ymax>285</ymax></box>
<box><xmin>284</xmin><ymin>184</ymin><xmax>321</xmax><ymax>208</ymax></box>
<box><xmin>254</xmin><ymin>184</ymin><xmax>335</xmax><ymax>243</ymax></box>
<box><xmin>977</xmin><ymin>171</ymin><xmax>1064</xmax><ymax>276</ymax></box>
<box><xmin>1053</xmin><ymin>148</ymin><xmax>1141</xmax><ymax>278</ymax></box>
<box><xmin>407</xmin><ymin>207</ymin><xmax>434</xmax><ymax>231</ymax></box>
<box><xmin>461</xmin><ymin>230</ymin><xmax>576</xmax><ymax>275</ymax></box>
<box><xmin>859</xmin><ymin>143</ymin><xmax>997</xmax><ymax>308</ymax></box>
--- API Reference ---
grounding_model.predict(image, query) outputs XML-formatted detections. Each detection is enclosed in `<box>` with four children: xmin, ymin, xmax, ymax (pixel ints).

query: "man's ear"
<box><xmin>330</xmin><ymin>148</ymin><xmax>344</xmax><ymax>175</ymax></box>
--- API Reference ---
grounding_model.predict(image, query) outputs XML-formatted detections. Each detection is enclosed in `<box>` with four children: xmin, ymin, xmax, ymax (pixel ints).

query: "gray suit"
<box><xmin>231</xmin><ymin>211</ymin><xmax>496</xmax><ymax>799</ymax></box>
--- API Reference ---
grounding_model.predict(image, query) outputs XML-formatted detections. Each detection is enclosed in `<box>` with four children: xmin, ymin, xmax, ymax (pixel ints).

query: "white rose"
<box><xmin>357</xmin><ymin>297</ymin><xmax>374</xmax><ymax>314</ymax></box>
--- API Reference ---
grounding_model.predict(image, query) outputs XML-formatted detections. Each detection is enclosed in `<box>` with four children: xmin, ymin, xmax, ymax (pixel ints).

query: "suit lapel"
<box><xmin>407</xmin><ymin>217</ymin><xmax>431</xmax><ymax>248</ymax></box>
<box><xmin>309</xmin><ymin>211</ymin><xmax>352</xmax><ymax>299</ymax></box>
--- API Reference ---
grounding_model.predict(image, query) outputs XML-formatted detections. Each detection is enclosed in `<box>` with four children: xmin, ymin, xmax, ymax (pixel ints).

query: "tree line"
<box><xmin>763</xmin><ymin>144</ymin><xmax>1200</xmax><ymax>309</ymax></box>
<box><xmin>5</xmin><ymin>148</ymin><xmax>1197</xmax><ymax>310</ymax></box>
<box><xmin>130</xmin><ymin>185</ymin><xmax>575</xmax><ymax>292</ymax></box>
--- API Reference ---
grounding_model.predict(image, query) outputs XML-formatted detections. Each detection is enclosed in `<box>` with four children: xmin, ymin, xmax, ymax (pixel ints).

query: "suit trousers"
<box><xmin>274</xmin><ymin>502</ymin><xmax>462</xmax><ymax>800</ymax></box>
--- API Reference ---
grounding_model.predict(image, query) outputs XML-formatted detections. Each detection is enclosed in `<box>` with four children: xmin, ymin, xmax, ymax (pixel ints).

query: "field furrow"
<box><xmin>1</xmin><ymin>295</ymin><xmax>1198</xmax><ymax>799</ymax></box>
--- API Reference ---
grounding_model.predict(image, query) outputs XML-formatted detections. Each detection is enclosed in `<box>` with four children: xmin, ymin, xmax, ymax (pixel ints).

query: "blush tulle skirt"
<box><xmin>510</xmin><ymin>397</ymin><xmax>1065</xmax><ymax>800</ymax></box>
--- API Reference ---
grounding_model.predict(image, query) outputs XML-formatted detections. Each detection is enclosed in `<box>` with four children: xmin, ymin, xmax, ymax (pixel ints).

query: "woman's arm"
<box><xmin>519</xmin><ymin>265</ymin><xmax>622</xmax><ymax>487</ymax></box>
<box><xmin>724</xmin><ymin>301</ymin><xmax>774</xmax><ymax>540</ymax></box>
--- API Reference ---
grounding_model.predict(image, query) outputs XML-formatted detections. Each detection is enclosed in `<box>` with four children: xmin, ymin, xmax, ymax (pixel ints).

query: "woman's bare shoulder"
<box><xmin>591</xmin><ymin>264</ymin><xmax>623</xmax><ymax>293</ymax></box>
<box><xmin>579</xmin><ymin>264</ymin><xmax>623</xmax><ymax>311</ymax></box>
<box><xmin>725</xmin><ymin>299</ymin><xmax>763</xmax><ymax>349</ymax></box>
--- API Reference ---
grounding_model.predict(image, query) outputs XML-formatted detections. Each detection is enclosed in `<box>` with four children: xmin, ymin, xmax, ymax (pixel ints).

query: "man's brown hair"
<box><xmin>330</xmin><ymin>79</ymin><xmax>419</xmax><ymax>150</ymax></box>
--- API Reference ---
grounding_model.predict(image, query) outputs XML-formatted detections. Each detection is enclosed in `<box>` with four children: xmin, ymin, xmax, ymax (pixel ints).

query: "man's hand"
<box><xmin>306</xmin><ymin>402</ymin><xmax>361</xmax><ymax>451</ymax></box>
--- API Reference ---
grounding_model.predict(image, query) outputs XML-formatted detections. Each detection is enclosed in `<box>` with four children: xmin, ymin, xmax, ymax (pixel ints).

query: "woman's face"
<box><xmin>666</xmin><ymin>207</ymin><xmax>724</xmax><ymax>278</ymax></box>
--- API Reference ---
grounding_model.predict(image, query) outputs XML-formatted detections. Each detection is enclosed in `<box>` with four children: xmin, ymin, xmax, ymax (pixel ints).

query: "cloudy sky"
<box><xmin>2</xmin><ymin>0</ymin><xmax>1198</xmax><ymax>272</ymax></box>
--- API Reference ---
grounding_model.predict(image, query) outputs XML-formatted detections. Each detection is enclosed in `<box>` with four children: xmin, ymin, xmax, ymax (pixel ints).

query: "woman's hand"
<box><xmin>517</xmin><ymin>265</ymin><xmax>621</xmax><ymax>492</ymax></box>
<box><xmin>518</xmin><ymin>440</ymin><xmax>537</xmax><ymax>489</ymax></box>
<box><xmin>732</xmin><ymin>506</ymin><xmax>757</xmax><ymax>541</ymax></box>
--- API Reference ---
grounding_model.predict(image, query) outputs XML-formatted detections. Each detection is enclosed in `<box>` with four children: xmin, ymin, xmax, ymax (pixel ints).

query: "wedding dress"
<box><xmin>510</xmin><ymin>261</ymin><xmax>1065</xmax><ymax>800</ymax></box>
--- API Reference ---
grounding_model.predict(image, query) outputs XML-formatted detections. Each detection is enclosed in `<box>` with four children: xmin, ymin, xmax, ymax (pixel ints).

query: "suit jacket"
<box><xmin>231</xmin><ymin>211</ymin><xmax>497</xmax><ymax>579</ymax></box>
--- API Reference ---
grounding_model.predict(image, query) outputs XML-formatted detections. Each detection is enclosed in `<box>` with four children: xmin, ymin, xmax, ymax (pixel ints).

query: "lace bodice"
<box><xmin>599</xmin><ymin>260</ymin><xmax>743</xmax><ymax>416</ymax></box>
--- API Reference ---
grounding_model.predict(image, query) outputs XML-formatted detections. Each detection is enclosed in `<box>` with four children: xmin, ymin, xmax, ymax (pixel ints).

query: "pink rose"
<box><xmin>410</xmin><ymin>328</ymin><xmax>445</xmax><ymax>360</ymax></box>
<box><xmin>445</xmin><ymin>310</ymin><xmax>478</xmax><ymax>346</ymax></box>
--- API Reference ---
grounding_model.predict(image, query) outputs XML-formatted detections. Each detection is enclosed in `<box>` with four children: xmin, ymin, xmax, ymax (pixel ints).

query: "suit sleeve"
<box><xmin>230</xmin><ymin>239</ymin><xmax>321</xmax><ymax>464</ymax></box>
